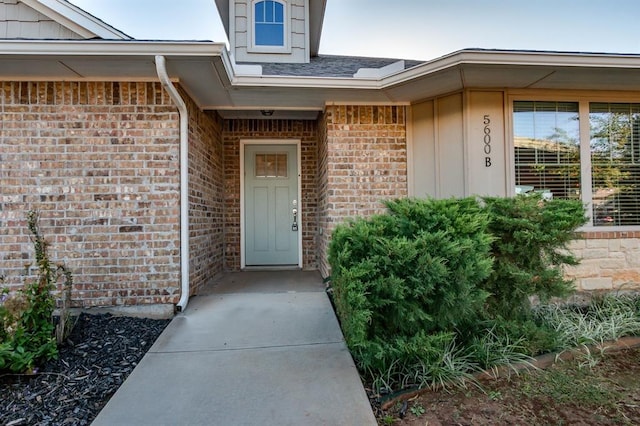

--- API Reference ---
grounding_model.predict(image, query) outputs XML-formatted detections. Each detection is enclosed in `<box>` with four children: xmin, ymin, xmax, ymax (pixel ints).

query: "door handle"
<box><xmin>292</xmin><ymin>208</ymin><xmax>298</xmax><ymax>231</ymax></box>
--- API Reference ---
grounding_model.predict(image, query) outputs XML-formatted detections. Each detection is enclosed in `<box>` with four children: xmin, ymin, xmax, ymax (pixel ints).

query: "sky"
<box><xmin>70</xmin><ymin>0</ymin><xmax>640</xmax><ymax>61</ymax></box>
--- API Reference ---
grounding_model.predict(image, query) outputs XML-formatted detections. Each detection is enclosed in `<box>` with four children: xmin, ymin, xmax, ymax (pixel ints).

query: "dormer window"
<box><xmin>249</xmin><ymin>0</ymin><xmax>290</xmax><ymax>53</ymax></box>
<box><xmin>255</xmin><ymin>0</ymin><xmax>284</xmax><ymax>46</ymax></box>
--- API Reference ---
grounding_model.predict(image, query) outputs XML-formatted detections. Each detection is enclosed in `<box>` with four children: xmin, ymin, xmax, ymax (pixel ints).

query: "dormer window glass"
<box><xmin>255</xmin><ymin>0</ymin><xmax>285</xmax><ymax>46</ymax></box>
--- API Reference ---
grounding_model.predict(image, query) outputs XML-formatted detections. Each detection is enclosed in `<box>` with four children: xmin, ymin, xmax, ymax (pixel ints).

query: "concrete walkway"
<box><xmin>92</xmin><ymin>271</ymin><xmax>376</xmax><ymax>426</ymax></box>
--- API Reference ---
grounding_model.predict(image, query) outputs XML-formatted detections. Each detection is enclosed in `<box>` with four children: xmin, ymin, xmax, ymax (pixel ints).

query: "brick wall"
<box><xmin>222</xmin><ymin>119</ymin><xmax>318</xmax><ymax>270</ymax></box>
<box><xmin>185</xmin><ymin>89</ymin><xmax>224</xmax><ymax>295</ymax></box>
<box><xmin>317</xmin><ymin>105</ymin><xmax>409</xmax><ymax>278</ymax></box>
<box><xmin>565</xmin><ymin>231</ymin><xmax>640</xmax><ymax>291</ymax></box>
<box><xmin>0</xmin><ymin>81</ymin><xmax>181</xmax><ymax>307</ymax></box>
<box><xmin>316</xmin><ymin>112</ymin><xmax>330</xmax><ymax>277</ymax></box>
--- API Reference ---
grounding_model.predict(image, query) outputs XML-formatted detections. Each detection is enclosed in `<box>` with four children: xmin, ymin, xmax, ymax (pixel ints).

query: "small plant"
<box><xmin>409</xmin><ymin>403</ymin><xmax>425</xmax><ymax>417</ymax></box>
<box><xmin>0</xmin><ymin>211</ymin><xmax>73</xmax><ymax>373</ymax></box>
<box><xmin>467</xmin><ymin>324</ymin><xmax>536</xmax><ymax>378</ymax></box>
<box><xmin>488</xmin><ymin>390</ymin><xmax>502</xmax><ymax>401</ymax></box>
<box><xmin>535</xmin><ymin>294</ymin><xmax>640</xmax><ymax>350</ymax></box>
<box><xmin>382</xmin><ymin>414</ymin><xmax>395</xmax><ymax>425</ymax></box>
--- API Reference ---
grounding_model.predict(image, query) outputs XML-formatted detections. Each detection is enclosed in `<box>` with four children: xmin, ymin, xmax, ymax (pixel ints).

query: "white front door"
<box><xmin>244</xmin><ymin>143</ymin><xmax>300</xmax><ymax>266</ymax></box>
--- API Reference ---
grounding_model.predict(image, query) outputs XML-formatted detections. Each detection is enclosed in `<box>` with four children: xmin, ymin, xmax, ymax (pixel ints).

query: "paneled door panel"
<box><xmin>245</xmin><ymin>144</ymin><xmax>299</xmax><ymax>265</ymax></box>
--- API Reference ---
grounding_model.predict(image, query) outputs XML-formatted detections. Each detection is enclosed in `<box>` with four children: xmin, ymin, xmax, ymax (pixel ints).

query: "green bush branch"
<box><xmin>0</xmin><ymin>211</ymin><xmax>73</xmax><ymax>373</ymax></box>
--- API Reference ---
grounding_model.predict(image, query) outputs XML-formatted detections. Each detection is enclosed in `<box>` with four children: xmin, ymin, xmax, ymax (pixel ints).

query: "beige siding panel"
<box><xmin>238</xmin><ymin>49</ymin><xmax>306</xmax><ymax>63</ymax></box>
<box><xmin>0</xmin><ymin>0</ymin><xmax>84</xmax><ymax>39</ymax></box>
<box><xmin>291</xmin><ymin>1</ymin><xmax>304</xmax><ymax>19</ymax></box>
<box><xmin>235</xmin><ymin>1</ymin><xmax>247</xmax><ymax>17</ymax></box>
<box><xmin>292</xmin><ymin>17</ymin><xmax>304</xmax><ymax>33</ymax></box>
<box><xmin>236</xmin><ymin>16</ymin><xmax>247</xmax><ymax>32</ymax></box>
<box><xmin>3</xmin><ymin>1</ymin><xmax>19</xmax><ymax>20</ymax></box>
<box><xmin>466</xmin><ymin>91</ymin><xmax>507</xmax><ymax>196</ymax></box>
<box><xmin>16</xmin><ymin>1</ymin><xmax>41</xmax><ymax>21</ymax></box>
<box><xmin>410</xmin><ymin>100</ymin><xmax>437</xmax><ymax>197</ymax></box>
<box><xmin>18</xmin><ymin>20</ymin><xmax>38</xmax><ymax>35</ymax></box>
<box><xmin>6</xmin><ymin>20</ymin><xmax>18</xmax><ymax>36</ymax></box>
<box><xmin>234</xmin><ymin>0</ymin><xmax>248</xmax><ymax>49</ymax></box>
<box><xmin>236</xmin><ymin>31</ymin><xmax>247</xmax><ymax>48</ymax></box>
<box><xmin>233</xmin><ymin>0</ymin><xmax>309</xmax><ymax>63</ymax></box>
<box><xmin>437</xmin><ymin>93</ymin><xmax>465</xmax><ymax>197</ymax></box>
<box><xmin>292</xmin><ymin>32</ymin><xmax>305</xmax><ymax>48</ymax></box>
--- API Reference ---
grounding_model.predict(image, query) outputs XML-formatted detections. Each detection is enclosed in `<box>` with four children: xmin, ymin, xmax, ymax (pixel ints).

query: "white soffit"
<box><xmin>528</xmin><ymin>67</ymin><xmax>640</xmax><ymax>90</ymax></box>
<box><xmin>460</xmin><ymin>64</ymin><xmax>555</xmax><ymax>88</ymax></box>
<box><xmin>382</xmin><ymin>68</ymin><xmax>464</xmax><ymax>102</ymax></box>
<box><xmin>217</xmin><ymin>109</ymin><xmax>319</xmax><ymax>119</ymax></box>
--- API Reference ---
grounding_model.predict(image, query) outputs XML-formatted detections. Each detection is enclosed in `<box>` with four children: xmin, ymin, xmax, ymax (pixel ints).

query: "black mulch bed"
<box><xmin>1</xmin><ymin>313</ymin><xmax>170</xmax><ymax>426</ymax></box>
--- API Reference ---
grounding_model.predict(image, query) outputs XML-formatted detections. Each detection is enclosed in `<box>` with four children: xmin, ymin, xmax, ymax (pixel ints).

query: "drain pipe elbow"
<box><xmin>155</xmin><ymin>55</ymin><xmax>190</xmax><ymax>312</ymax></box>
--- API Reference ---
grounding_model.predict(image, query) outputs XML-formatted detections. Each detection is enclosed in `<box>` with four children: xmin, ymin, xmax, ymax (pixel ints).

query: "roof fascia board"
<box><xmin>3</xmin><ymin>45</ymin><xmax>640</xmax><ymax>93</ymax></box>
<box><xmin>20</xmin><ymin>0</ymin><xmax>131</xmax><ymax>39</ymax></box>
<box><xmin>444</xmin><ymin>50</ymin><xmax>640</xmax><ymax>69</ymax></box>
<box><xmin>230</xmin><ymin>74</ymin><xmax>381</xmax><ymax>89</ymax></box>
<box><xmin>228</xmin><ymin>50</ymin><xmax>640</xmax><ymax>90</ymax></box>
<box><xmin>214</xmin><ymin>0</ymin><xmax>230</xmax><ymax>37</ymax></box>
<box><xmin>379</xmin><ymin>50</ymin><xmax>640</xmax><ymax>88</ymax></box>
<box><xmin>0</xmin><ymin>40</ymin><xmax>227</xmax><ymax>56</ymax></box>
<box><xmin>0</xmin><ymin>76</ymin><xmax>176</xmax><ymax>82</ymax></box>
<box><xmin>308</xmin><ymin>0</ymin><xmax>326</xmax><ymax>56</ymax></box>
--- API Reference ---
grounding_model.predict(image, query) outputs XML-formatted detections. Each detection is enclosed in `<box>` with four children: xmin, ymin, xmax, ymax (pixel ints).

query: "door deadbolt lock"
<box><xmin>292</xmin><ymin>208</ymin><xmax>298</xmax><ymax>231</ymax></box>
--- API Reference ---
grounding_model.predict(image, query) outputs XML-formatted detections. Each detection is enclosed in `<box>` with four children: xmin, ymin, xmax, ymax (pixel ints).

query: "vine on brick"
<box><xmin>0</xmin><ymin>211</ymin><xmax>73</xmax><ymax>373</ymax></box>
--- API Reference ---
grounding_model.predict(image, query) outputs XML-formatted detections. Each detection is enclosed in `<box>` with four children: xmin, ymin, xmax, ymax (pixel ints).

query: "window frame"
<box><xmin>508</xmin><ymin>91</ymin><xmax>640</xmax><ymax>231</ymax></box>
<box><xmin>248</xmin><ymin>0</ymin><xmax>291</xmax><ymax>54</ymax></box>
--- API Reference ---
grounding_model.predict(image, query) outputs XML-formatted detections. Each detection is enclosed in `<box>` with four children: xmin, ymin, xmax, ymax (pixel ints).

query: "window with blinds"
<box><xmin>590</xmin><ymin>103</ymin><xmax>640</xmax><ymax>226</ymax></box>
<box><xmin>513</xmin><ymin>101</ymin><xmax>581</xmax><ymax>200</ymax></box>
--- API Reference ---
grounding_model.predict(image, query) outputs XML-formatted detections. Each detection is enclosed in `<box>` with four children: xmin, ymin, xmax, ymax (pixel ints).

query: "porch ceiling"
<box><xmin>1</xmin><ymin>42</ymin><xmax>640</xmax><ymax>119</ymax></box>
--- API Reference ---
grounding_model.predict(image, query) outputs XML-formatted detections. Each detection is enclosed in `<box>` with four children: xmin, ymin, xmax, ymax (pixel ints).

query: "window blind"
<box><xmin>513</xmin><ymin>101</ymin><xmax>580</xmax><ymax>200</ymax></box>
<box><xmin>590</xmin><ymin>103</ymin><xmax>640</xmax><ymax>226</ymax></box>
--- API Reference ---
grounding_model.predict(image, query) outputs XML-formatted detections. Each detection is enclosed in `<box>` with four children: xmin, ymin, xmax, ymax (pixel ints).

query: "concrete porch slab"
<box><xmin>92</xmin><ymin>343</ymin><xmax>374</xmax><ymax>426</ymax></box>
<box><xmin>200</xmin><ymin>270</ymin><xmax>325</xmax><ymax>294</ymax></box>
<box><xmin>150</xmin><ymin>292</ymin><xmax>344</xmax><ymax>352</ymax></box>
<box><xmin>91</xmin><ymin>271</ymin><xmax>376</xmax><ymax>426</ymax></box>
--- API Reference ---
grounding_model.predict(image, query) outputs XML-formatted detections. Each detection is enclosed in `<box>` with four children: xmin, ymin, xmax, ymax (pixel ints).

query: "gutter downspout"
<box><xmin>155</xmin><ymin>55</ymin><xmax>190</xmax><ymax>312</ymax></box>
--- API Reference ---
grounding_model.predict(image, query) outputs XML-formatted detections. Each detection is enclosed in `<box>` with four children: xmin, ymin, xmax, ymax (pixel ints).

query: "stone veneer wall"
<box><xmin>0</xmin><ymin>82</ymin><xmax>182</xmax><ymax>307</ymax></box>
<box><xmin>184</xmin><ymin>88</ymin><xmax>225</xmax><ymax>295</ymax></box>
<box><xmin>222</xmin><ymin>119</ymin><xmax>318</xmax><ymax>270</ymax></box>
<box><xmin>317</xmin><ymin>105</ymin><xmax>408</xmax><ymax>278</ymax></box>
<box><xmin>565</xmin><ymin>231</ymin><xmax>640</xmax><ymax>291</ymax></box>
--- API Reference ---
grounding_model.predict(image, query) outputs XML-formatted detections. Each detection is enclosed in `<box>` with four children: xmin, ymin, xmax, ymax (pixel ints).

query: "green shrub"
<box><xmin>329</xmin><ymin>197</ymin><xmax>493</xmax><ymax>377</ymax></box>
<box><xmin>0</xmin><ymin>211</ymin><xmax>72</xmax><ymax>373</ymax></box>
<box><xmin>482</xmin><ymin>195</ymin><xmax>588</xmax><ymax>319</ymax></box>
<box><xmin>329</xmin><ymin>196</ymin><xmax>590</xmax><ymax>391</ymax></box>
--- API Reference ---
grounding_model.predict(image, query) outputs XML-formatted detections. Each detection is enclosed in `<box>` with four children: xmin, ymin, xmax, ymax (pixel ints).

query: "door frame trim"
<box><xmin>240</xmin><ymin>139</ymin><xmax>303</xmax><ymax>269</ymax></box>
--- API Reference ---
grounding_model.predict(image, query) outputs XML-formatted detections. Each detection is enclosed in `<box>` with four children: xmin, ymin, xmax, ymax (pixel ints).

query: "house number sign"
<box><xmin>483</xmin><ymin>114</ymin><xmax>492</xmax><ymax>167</ymax></box>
